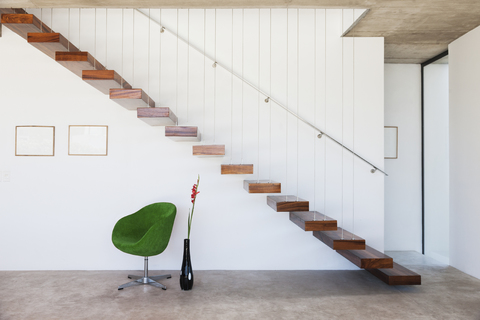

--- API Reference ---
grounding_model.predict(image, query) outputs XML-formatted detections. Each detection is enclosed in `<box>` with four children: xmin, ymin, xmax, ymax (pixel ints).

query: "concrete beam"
<box><xmin>1</xmin><ymin>0</ymin><xmax>478</xmax><ymax>63</ymax></box>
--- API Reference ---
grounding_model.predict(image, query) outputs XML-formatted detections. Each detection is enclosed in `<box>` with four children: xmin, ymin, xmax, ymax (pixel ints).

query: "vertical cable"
<box><xmin>133</xmin><ymin>9</ymin><xmax>135</xmax><ymax>87</ymax></box>
<box><xmin>341</xmin><ymin>9</ymin><xmax>344</xmax><ymax>240</ymax></box>
<box><xmin>105</xmin><ymin>9</ymin><xmax>108</xmax><ymax>69</ymax></box>
<box><xmin>159</xmin><ymin>9</ymin><xmax>162</xmax><ymax>103</ymax></box>
<box><xmin>187</xmin><ymin>9</ymin><xmax>190</xmax><ymax>122</ymax></box>
<box><xmin>313</xmin><ymin>9</ymin><xmax>317</xmax><ymax>219</ymax></box>
<box><xmin>121</xmin><ymin>9</ymin><xmax>124</xmax><ymax>88</ymax></box>
<box><xmin>352</xmin><ymin>10</ymin><xmax>356</xmax><ymax>240</ymax></box>
<box><xmin>94</xmin><ymin>8</ymin><xmax>96</xmax><ymax>70</ymax></box>
<box><xmin>296</xmin><ymin>8</ymin><xmax>299</xmax><ymax>201</ymax></box>
<box><xmin>147</xmin><ymin>9</ymin><xmax>151</xmax><ymax>107</ymax></box>
<box><xmin>257</xmin><ymin>9</ymin><xmax>261</xmax><ymax>182</ymax></box>
<box><xmin>176</xmin><ymin>9</ymin><xmax>179</xmax><ymax>114</ymax></box>
<box><xmin>230</xmin><ymin>9</ymin><xmax>234</xmax><ymax>164</ymax></box>
<box><xmin>269</xmin><ymin>8</ymin><xmax>272</xmax><ymax>182</ymax></box>
<box><xmin>68</xmin><ymin>8</ymin><xmax>70</xmax><ymax>52</ymax></box>
<box><xmin>323</xmin><ymin>9</ymin><xmax>327</xmax><ymax>221</ymax></box>
<box><xmin>285</xmin><ymin>9</ymin><xmax>289</xmax><ymax>200</ymax></box>
<box><xmin>203</xmin><ymin>9</ymin><xmax>206</xmax><ymax>143</ymax></box>
<box><xmin>213</xmin><ymin>9</ymin><xmax>217</xmax><ymax>143</ymax></box>
<box><xmin>41</xmin><ymin>9</ymin><xmax>43</xmax><ymax>32</ymax></box>
<box><xmin>241</xmin><ymin>9</ymin><xmax>244</xmax><ymax>163</ymax></box>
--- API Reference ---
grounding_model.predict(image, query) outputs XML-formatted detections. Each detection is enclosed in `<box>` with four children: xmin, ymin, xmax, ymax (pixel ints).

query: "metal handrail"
<box><xmin>135</xmin><ymin>9</ymin><xmax>387</xmax><ymax>176</ymax></box>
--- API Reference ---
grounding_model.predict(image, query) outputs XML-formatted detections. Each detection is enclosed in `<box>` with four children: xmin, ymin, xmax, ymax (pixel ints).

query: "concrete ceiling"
<box><xmin>1</xmin><ymin>0</ymin><xmax>479</xmax><ymax>63</ymax></box>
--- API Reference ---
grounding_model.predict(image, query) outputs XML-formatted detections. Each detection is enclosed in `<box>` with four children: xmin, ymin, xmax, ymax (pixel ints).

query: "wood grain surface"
<box><xmin>337</xmin><ymin>245</ymin><xmax>393</xmax><ymax>269</ymax></box>
<box><xmin>289</xmin><ymin>211</ymin><xmax>337</xmax><ymax>231</ymax></box>
<box><xmin>243</xmin><ymin>180</ymin><xmax>281</xmax><ymax>193</ymax></box>
<box><xmin>193</xmin><ymin>145</ymin><xmax>225</xmax><ymax>156</ymax></box>
<box><xmin>165</xmin><ymin>126</ymin><xmax>198</xmax><ymax>137</ymax></box>
<box><xmin>313</xmin><ymin>228</ymin><xmax>366</xmax><ymax>250</ymax></box>
<box><xmin>267</xmin><ymin>195</ymin><xmax>309</xmax><ymax>212</ymax></box>
<box><xmin>366</xmin><ymin>262</ymin><xmax>421</xmax><ymax>285</ymax></box>
<box><xmin>221</xmin><ymin>164</ymin><xmax>254</xmax><ymax>175</ymax></box>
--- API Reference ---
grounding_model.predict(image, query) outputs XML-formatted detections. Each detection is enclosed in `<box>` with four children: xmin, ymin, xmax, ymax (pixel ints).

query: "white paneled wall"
<box><xmin>0</xmin><ymin>8</ymin><xmax>384</xmax><ymax>270</ymax></box>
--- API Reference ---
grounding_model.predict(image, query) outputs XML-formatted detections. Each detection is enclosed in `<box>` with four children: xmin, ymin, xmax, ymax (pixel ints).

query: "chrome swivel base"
<box><xmin>118</xmin><ymin>257</ymin><xmax>171</xmax><ymax>291</ymax></box>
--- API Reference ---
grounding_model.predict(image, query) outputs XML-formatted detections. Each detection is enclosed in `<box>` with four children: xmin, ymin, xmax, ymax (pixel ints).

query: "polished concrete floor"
<box><xmin>1</xmin><ymin>252</ymin><xmax>479</xmax><ymax>320</ymax></box>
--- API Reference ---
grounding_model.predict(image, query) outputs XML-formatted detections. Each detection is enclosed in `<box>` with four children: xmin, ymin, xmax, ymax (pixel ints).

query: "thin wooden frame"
<box><xmin>384</xmin><ymin>126</ymin><xmax>398</xmax><ymax>159</ymax></box>
<box><xmin>68</xmin><ymin>125</ymin><xmax>108</xmax><ymax>156</ymax></box>
<box><xmin>15</xmin><ymin>126</ymin><xmax>55</xmax><ymax>156</ymax></box>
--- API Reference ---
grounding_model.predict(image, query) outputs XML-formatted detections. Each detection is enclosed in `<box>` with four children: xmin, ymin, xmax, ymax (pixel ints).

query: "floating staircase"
<box><xmin>269</xmin><ymin>197</ymin><xmax>420</xmax><ymax>284</ymax></box>
<box><xmin>0</xmin><ymin>9</ymin><xmax>183</xmax><ymax>135</ymax></box>
<box><xmin>1</xmin><ymin>8</ymin><xmax>420</xmax><ymax>286</ymax></box>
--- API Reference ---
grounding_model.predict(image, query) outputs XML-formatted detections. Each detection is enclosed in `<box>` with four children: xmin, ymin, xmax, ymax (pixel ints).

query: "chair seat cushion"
<box><xmin>112</xmin><ymin>202</ymin><xmax>176</xmax><ymax>257</ymax></box>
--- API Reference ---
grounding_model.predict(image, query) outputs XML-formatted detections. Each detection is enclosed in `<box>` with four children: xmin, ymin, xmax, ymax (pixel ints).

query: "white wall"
<box><xmin>0</xmin><ymin>9</ymin><xmax>384</xmax><ymax>270</ymax></box>
<box><xmin>424</xmin><ymin>63</ymin><xmax>449</xmax><ymax>264</ymax></box>
<box><xmin>449</xmin><ymin>25</ymin><xmax>480</xmax><ymax>279</ymax></box>
<box><xmin>384</xmin><ymin>64</ymin><xmax>422</xmax><ymax>252</ymax></box>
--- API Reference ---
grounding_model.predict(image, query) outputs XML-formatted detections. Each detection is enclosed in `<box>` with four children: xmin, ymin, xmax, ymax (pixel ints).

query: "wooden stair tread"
<box><xmin>337</xmin><ymin>245</ymin><xmax>393</xmax><ymax>269</ymax></box>
<box><xmin>165</xmin><ymin>126</ymin><xmax>201</xmax><ymax>141</ymax></box>
<box><xmin>1</xmin><ymin>13</ymin><xmax>33</xmax><ymax>24</ymax></box>
<box><xmin>55</xmin><ymin>51</ymin><xmax>100</xmax><ymax>78</ymax></box>
<box><xmin>1</xmin><ymin>11</ymin><xmax>82</xmax><ymax>59</ymax></box>
<box><xmin>137</xmin><ymin>107</ymin><xmax>177</xmax><ymax>126</ymax></box>
<box><xmin>27</xmin><ymin>33</ymin><xmax>69</xmax><ymax>59</ymax></box>
<box><xmin>193</xmin><ymin>145</ymin><xmax>225</xmax><ymax>156</ymax></box>
<box><xmin>289</xmin><ymin>211</ymin><xmax>337</xmax><ymax>231</ymax></box>
<box><xmin>110</xmin><ymin>89</ymin><xmax>155</xmax><ymax>109</ymax></box>
<box><xmin>244</xmin><ymin>180</ymin><xmax>281</xmax><ymax>194</ymax></box>
<box><xmin>222</xmin><ymin>164</ymin><xmax>254</xmax><ymax>175</ymax></box>
<box><xmin>82</xmin><ymin>70</ymin><xmax>131</xmax><ymax>94</ymax></box>
<box><xmin>1</xmin><ymin>12</ymin><xmax>56</xmax><ymax>41</ymax></box>
<box><xmin>313</xmin><ymin>228</ymin><xmax>366</xmax><ymax>250</ymax></box>
<box><xmin>267</xmin><ymin>195</ymin><xmax>309</xmax><ymax>212</ymax></box>
<box><xmin>367</xmin><ymin>262</ymin><xmax>421</xmax><ymax>286</ymax></box>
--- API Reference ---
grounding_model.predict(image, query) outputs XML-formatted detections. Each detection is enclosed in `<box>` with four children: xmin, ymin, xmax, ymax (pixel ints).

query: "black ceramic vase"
<box><xmin>180</xmin><ymin>238</ymin><xmax>194</xmax><ymax>290</ymax></box>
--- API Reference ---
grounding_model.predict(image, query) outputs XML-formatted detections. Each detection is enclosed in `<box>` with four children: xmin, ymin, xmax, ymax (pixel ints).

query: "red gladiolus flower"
<box><xmin>188</xmin><ymin>175</ymin><xmax>200</xmax><ymax>239</ymax></box>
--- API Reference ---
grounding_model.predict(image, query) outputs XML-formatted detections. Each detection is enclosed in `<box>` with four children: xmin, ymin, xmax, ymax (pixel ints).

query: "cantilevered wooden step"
<box><xmin>137</xmin><ymin>107</ymin><xmax>177</xmax><ymax>126</ymax></box>
<box><xmin>1</xmin><ymin>14</ymin><xmax>38</xmax><ymax>38</ymax></box>
<box><xmin>110</xmin><ymin>89</ymin><xmax>155</xmax><ymax>110</ymax></box>
<box><xmin>290</xmin><ymin>211</ymin><xmax>337</xmax><ymax>231</ymax></box>
<box><xmin>193</xmin><ymin>145</ymin><xmax>225</xmax><ymax>156</ymax></box>
<box><xmin>337</xmin><ymin>245</ymin><xmax>393</xmax><ymax>269</ymax></box>
<box><xmin>313</xmin><ymin>228</ymin><xmax>365</xmax><ymax>250</ymax></box>
<box><xmin>82</xmin><ymin>70</ymin><xmax>131</xmax><ymax>94</ymax></box>
<box><xmin>367</xmin><ymin>262</ymin><xmax>421</xmax><ymax>286</ymax></box>
<box><xmin>165</xmin><ymin>126</ymin><xmax>201</xmax><ymax>141</ymax></box>
<box><xmin>267</xmin><ymin>195</ymin><xmax>309</xmax><ymax>212</ymax></box>
<box><xmin>55</xmin><ymin>51</ymin><xmax>96</xmax><ymax>77</ymax></box>
<box><xmin>244</xmin><ymin>180</ymin><xmax>281</xmax><ymax>194</ymax></box>
<box><xmin>221</xmin><ymin>164</ymin><xmax>254</xmax><ymax>175</ymax></box>
<box><xmin>27</xmin><ymin>33</ymin><xmax>69</xmax><ymax>59</ymax></box>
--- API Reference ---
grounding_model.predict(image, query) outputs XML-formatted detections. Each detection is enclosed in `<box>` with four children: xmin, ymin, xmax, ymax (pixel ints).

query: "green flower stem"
<box><xmin>187</xmin><ymin>174</ymin><xmax>200</xmax><ymax>239</ymax></box>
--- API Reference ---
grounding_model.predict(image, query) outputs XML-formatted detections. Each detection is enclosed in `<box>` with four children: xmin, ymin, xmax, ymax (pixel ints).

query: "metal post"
<box><xmin>144</xmin><ymin>257</ymin><xmax>148</xmax><ymax>279</ymax></box>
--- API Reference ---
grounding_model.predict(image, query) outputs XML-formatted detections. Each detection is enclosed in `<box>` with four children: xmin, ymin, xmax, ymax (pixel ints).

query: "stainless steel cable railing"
<box><xmin>135</xmin><ymin>8</ymin><xmax>387</xmax><ymax>176</ymax></box>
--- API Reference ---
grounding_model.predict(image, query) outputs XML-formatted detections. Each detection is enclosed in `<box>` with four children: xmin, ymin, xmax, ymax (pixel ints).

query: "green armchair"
<box><xmin>112</xmin><ymin>202</ymin><xmax>176</xmax><ymax>290</ymax></box>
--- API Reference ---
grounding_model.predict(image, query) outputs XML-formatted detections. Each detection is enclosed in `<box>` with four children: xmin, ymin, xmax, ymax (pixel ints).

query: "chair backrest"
<box><xmin>112</xmin><ymin>202</ymin><xmax>177</xmax><ymax>257</ymax></box>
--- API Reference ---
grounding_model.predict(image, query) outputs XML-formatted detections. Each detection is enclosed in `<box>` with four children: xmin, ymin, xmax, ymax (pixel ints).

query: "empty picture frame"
<box><xmin>385</xmin><ymin>126</ymin><xmax>398</xmax><ymax>159</ymax></box>
<box><xmin>69</xmin><ymin>125</ymin><xmax>108</xmax><ymax>156</ymax></box>
<box><xmin>15</xmin><ymin>126</ymin><xmax>55</xmax><ymax>156</ymax></box>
